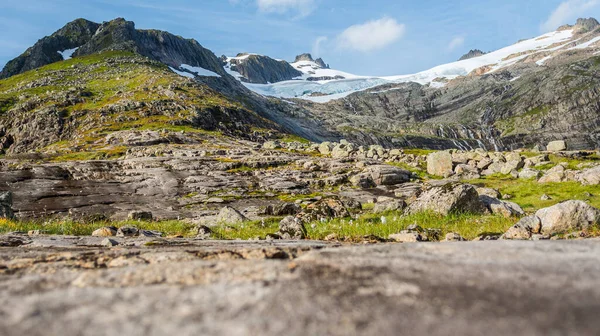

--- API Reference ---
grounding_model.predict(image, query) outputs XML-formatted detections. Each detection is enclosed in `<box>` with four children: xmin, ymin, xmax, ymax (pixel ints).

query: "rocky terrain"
<box><xmin>2</xmin><ymin>236</ymin><xmax>600</xmax><ymax>336</ymax></box>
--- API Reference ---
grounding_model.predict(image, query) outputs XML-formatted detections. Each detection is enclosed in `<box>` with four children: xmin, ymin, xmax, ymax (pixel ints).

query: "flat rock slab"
<box><xmin>1</xmin><ymin>237</ymin><xmax>600</xmax><ymax>335</ymax></box>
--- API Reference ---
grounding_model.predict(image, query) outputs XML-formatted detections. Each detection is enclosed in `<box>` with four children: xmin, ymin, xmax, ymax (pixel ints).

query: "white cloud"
<box><xmin>312</xmin><ymin>36</ymin><xmax>328</xmax><ymax>57</ymax></box>
<box><xmin>336</xmin><ymin>17</ymin><xmax>406</xmax><ymax>52</ymax></box>
<box><xmin>256</xmin><ymin>0</ymin><xmax>316</xmax><ymax>17</ymax></box>
<box><xmin>541</xmin><ymin>0</ymin><xmax>599</xmax><ymax>32</ymax></box>
<box><xmin>447</xmin><ymin>36</ymin><xmax>465</xmax><ymax>51</ymax></box>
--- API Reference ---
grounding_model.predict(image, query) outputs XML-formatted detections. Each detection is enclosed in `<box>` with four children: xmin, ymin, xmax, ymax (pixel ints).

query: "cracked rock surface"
<box><xmin>1</xmin><ymin>236</ymin><xmax>600</xmax><ymax>335</ymax></box>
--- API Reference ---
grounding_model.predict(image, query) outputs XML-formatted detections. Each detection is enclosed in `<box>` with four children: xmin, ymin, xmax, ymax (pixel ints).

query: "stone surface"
<box><xmin>503</xmin><ymin>216</ymin><xmax>542</xmax><ymax>240</ymax></box>
<box><xmin>128</xmin><ymin>211</ymin><xmax>153</xmax><ymax>221</ymax></box>
<box><xmin>373</xmin><ymin>199</ymin><xmax>407</xmax><ymax>214</ymax></box>
<box><xmin>535</xmin><ymin>201</ymin><xmax>600</xmax><ymax>235</ymax></box>
<box><xmin>427</xmin><ymin>151</ymin><xmax>454</xmax><ymax>177</ymax></box>
<box><xmin>278</xmin><ymin>216</ymin><xmax>307</xmax><ymax>240</ymax></box>
<box><xmin>2</xmin><ymin>237</ymin><xmax>600</xmax><ymax>335</ymax></box>
<box><xmin>408</xmin><ymin>183</ymin><xmax>488</xmax><ymax>216</ymax></box>
<box><xmin>366</xmin><ymin>165</ymin><xmax>412</xmax><ymax>186</ymax></box>
<box><xmin>480</xmin><ymin>195</ymin><xmax>525</xmax><ymax>218</ymax></box>
<box><xmin>547</xmin><ymin>140</ymin><xmax>567</xmax><ymax>152</ymax></box>
<box><xmin>92</xmin><ymin>227</ymin><xmax>118</xmax><ymax>237</ymax></box>
<box><xmin>216</xmin><ymin>206</ymin><xmax>248</xmax><ymax>224</ymax></box>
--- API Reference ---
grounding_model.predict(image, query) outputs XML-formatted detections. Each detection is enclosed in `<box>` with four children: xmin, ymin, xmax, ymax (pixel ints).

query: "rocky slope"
<box><xmin>459</xmin><ymin>49</ymin><xmax>486</xmax><ymax>61</ymax></box>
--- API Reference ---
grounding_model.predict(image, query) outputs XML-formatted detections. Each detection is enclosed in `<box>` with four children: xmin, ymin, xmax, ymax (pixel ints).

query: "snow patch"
<box><xmin>536</xmin><ymin>56</ymin><xmax>553</xmax><ymax>66</ymax></box>
<box><xmin>568</xmin><ymin>36</ymin><xmax>600</xmax><ymax>50</ymax></box>
<box><xmin>169</xmin><ymin>66</ymin><xmax>195</xmax><ymax>79</ymax></box>
<box><xmin>180</xmin><ymin>64</ymin><xmax>221</xmax><ymax>78</ymax></box>
<box><xmin>57</xmin><ymin>48</ymin><xmax>79</xmax><ymax>60</ymax></box>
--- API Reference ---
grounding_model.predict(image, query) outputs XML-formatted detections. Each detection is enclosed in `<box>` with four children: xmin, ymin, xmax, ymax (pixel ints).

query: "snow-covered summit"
<box><xmin>226</xmin><ymin>21</ymin><xmax>600</xmax><ymax>103</ymax></box>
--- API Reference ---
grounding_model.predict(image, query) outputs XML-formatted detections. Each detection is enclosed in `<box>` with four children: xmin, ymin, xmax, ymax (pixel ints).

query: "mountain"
<box><xmin>458</xmin><ymin>49</ymin><xmax>486</xmax><ymax>61</ymax></box>
<box><xmin>2</xmin><ymin>17</ymin><xmax>600</xmax><ymax>152</ymax></box>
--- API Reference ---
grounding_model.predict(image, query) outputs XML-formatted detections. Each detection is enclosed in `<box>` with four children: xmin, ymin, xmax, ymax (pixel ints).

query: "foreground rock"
<box><xmin>1</xmin><ymin>236</ymin><xmax>600</xmax><ymax>335</ymax></box>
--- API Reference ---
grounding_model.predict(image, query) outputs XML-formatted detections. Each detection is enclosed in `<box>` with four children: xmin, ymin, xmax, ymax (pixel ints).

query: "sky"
<box><xmin>1</xmin><ymin>0</ymin><xmax>600</xmax><ymax>76</ymax></box>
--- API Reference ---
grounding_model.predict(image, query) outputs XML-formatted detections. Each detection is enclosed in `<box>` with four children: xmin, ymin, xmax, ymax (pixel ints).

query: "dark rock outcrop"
<box><xmin>0</xmin><ymin>19</ymin><xmax>100</xmax><ymax>79</ymax></box>
<box><xmin>575</xmin><ymin>18</ymin><xmax>600</xmax><ymax>34</ymax></box>
<box><xmin>458</xmin><ymin>49</ymin><xmax>486</xmax><ymax>61</ymax></box>
<box><xmin>228</xmin><ymin>54</ymin><xmax>302</xmax><ymax>84</ymax></box>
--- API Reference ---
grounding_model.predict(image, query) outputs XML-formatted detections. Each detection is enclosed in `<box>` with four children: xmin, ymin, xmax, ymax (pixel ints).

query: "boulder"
<box><xmin>407</xmin><ymin>183</ymin><xmax>488</xmax><ymax>216</ymax></box>
<box><xmin>365</xmin><ymin>165</ymin><xmax>412</xmax><ymax>186</ymax></box>
<box><xmin>535</xmin><ymin>201</ymin><xmax>600</xmax><ymax>235</ymax></box>
<box><xmin>304</xmin><ymin>197</ymin><xmax>350</xmax><ymax>220</ymax></box>
<box><xmin>503</xmin><ymin>216</ymin><xmax>542</xmax><ymax>240</ymax></box>
<box><xmin>518</xmin><ymin>168</ymin><xmax>541</xmax><ymax>180</ymax></box>
<box><xmin>538</xmin><ymin>165</ymin><xmax>566</xmax><ymax>183</ymax></box>
<box><xmin>117</xmin><ymin>226</ymin><xmax>140</xmax><ymax>237</ymax></box>
<box><xmin>92</xmin><ymin>226</ymin><xmax>118</xmax><ymax>237</ymax></box>
<box><xmin>266</xmin><ymin>203</ymin><xmax>301</xmax><ymax>216</ymax></box>
<box><xmin>318</xmin><ymin>142</ymin><xmax>333</xmax><ymax>155</ymax></box>
<box><xmin>480</xmin><ymin>196</ymin><xmax>525</xmax><ymax>218</ymax></box>
<box><xmin>427</xmin><ymin>151</ymin><xmax>454</xmax><ymax>177</ymax></box>
<box><xmin>278</xmin><ymin>216</ymin><xmax>306</xmax><ymax>240</ymax></box>
<box><xmin>262</xmin><ymin>141</ymin><xmax>282</xmax><ymax>150</ymax></box>
<box><xmin>101</xmin><ymin>238</ymin><xmax>119</xmax><ymax>247</ymax></box>
<box><xmin>547</xmin><ymin>140</ymin><xmax>567</xmax><ymax>152</ymax></box>
<box><xmin>373</xmin><ymin>199</ymin><xmax>407</xmax><ymax>214</ymax></box>
<box><xmin>578</xmin><ymin>166</ymin><xmax>600</xmax><ymax>185</ymax></box>
<box><xmin>128</xmin><ymin>211</ymin><xmax>153</xmax><ymax>221</ymax></box>
<box><xmin>389</xmin><ymin>231</ymin><xmax>423</xmax><ymax>243</ymax></box>
<box><xmin>349</xmin><ymin>174</ymin><xmax>376</xmax><ymax>189</ymax></box>
<box><xmin>476</xmin><ymin>187</ymin><xmax>501</xmax><ymax>199</ymax></box>
<box><xmin>216</xmin><ymin>206</ymin><xmax>248</xmax><ymax>224</ymax></box>
<box><xmin>331</xmin><ymin>143</ymin><xmax>354</xmax><ymax>159</ymax></box>
<box><xmin>0</xmin><ymin>191</ymin><xmax>15</xmax><ymax>219</ymax></box>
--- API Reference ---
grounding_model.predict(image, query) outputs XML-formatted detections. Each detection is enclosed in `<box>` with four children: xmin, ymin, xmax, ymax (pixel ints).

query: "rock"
<box><xmin>216</xmin><ymin>206</ymin><xmax>248</xmax><ymax>224</ymax></box>
<box><xmin>331</xmin><ymin>143</ymin><xmax>354</xmax><ymax>159</ymax></box>
<box><xmin>128</xmin><ymin>211</ymin><xmax>153</xmax><ymax>221</ymax></box>
<box><xmin>540</xmin><ymin>194</ymin><xmax>552</xmax><ymax>201</ymax></box>
<box><xmin>349</xmin><ymin>174</ymin><xmax>376</xmax><ymax>189</ymax></box>
<box><xmin>389</xmin><ymin>231</ymin><xmax>423</xmax><ymax>243</ymax></box>
<box><xmin>373</xmin><ymin>200</ymin><xmax>407</xmax><ymax>214</ymax></box>
<box><xmin>262</xmin><ymin>141</ymin><xmax>281</xmax><ymax>150</ymax></box>
<box><xmin>116</xmin><ymin>226</ymin><xmax>140</xmax><ymax>237</ymax></box>
<box><xmin>503</xmin><ymin>216</ymin><xmax>542</xmax><ymax>240</ymax></box>
<box><xmin>140</xmin><ymin>230</ymin><xmax>163</xmax><ymax>237</ymax></box>
<box><xmin>427</xmin><ymin>151</ymin><xmax>454</xmax><ymax>177</ymax></box>
<box><xmin>101</xmin><ymin>238</ymin><xmax>119</xmax><ymax>247</ymax></box>
<box><xmin>0</xmin><ymin>191</ymin><xmax>15</xmax><ymax>219</ymax></box>
<box><xmin>0</xmin><ymin>235</ymin><xmax>31</xmax><ymax>247</ymax></box>
<box><xmin>27</xmin><ymin>230</ymin><xmax>49</xmax><ymax>236</ymax></box>
<box><xmin>535</xmin><ymin>201</ymin><xmax>600</xmax><ymax>235</ymax></box>
<box><xmin>266</xmin><ymin>203</ymin><xmax>301</xmax><ymax>216</ymax></box>
<box><xmin>365</xmin><ymin>165</ymin><xmax>412</xmax><ymax>186</ymax></box>
<box><xmin>480</xmin><ymin>196</ymin><xmax>525</xmax><ymax>218</ymax></box>
<box><xmin>278</xmin><ymin>216</ymin><xmax>306</xmax><ymax>240</ymax></box>
<box><xmin>196</xmin><ymin>225</ymin><xmax>212</xmax><ymax>239</ymax></box>
<box><xmin>318</xmin><ymin>142</ymin><xmax>333</xmax><ymax>155</ymax></box>
<box><xmin>538</xmin><ymin>165</ymin><xmax>566</xmax><ymax>183</ymax></box>
<box><xmin>578</xmin><ymin>166</ymin><xmax>600</xmax><ymax>185</ymax></box>
<box><xmin>547</xmin><ymin>140</ymin><xmax>567</xmax><ymax>152</ymax></box>
<box><xmin>408</xmin><ymin>183</ymin><xmax>488</xmax><ymax>216</ymax></box>
<box><xmin>443</xmin><ymin>233</ymin><xmax>465</xmax><ymax>242</ymax></box>
<box><xmin>476</xmin><ymin>187</ymin><xmax>501</xmax><ymax>199</ymax></box>
<box><xmin>92</xmin><ymin>227</ymin><xmax>118</xmax><ymax>237</ymax></box>
<box><xmin>394</xmin><ymin>183</ymin><xmax>423</xmax><ymax>200</ymax></box>
<box><xmin>304</xmin><ymin>197</ymin><xmax>350</xmax><ymax>220</ymax></box>
<box><xmin>519</xmin><ymin>168</ymin><xmax>541</xmax><ymax>180</ymax></box>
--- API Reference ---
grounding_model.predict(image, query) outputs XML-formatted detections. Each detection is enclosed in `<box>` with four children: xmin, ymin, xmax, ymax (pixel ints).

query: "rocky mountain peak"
<box><xmin>458</xmin><ymin>49</ymin><xmax>486</xmax><ymax>61</ymax></box>
<box><xmin>574</xmin><ymin>17</ymin><xmax>600</xmax><ymax>33</ymax></box>
<box><xmin>315</xmin><ymin>58</ymin><xmax>329</xmax><ymax>69</ymax></box>
<box><xmin>294</xmin><ymin>53</ymin><xmax>314</xmax><ymax>63</ymax></box>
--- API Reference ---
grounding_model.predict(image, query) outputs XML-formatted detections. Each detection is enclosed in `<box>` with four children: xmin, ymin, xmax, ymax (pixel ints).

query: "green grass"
<box><xmin>467</xmin><ymin>177</ymin><xmax>600</xmax><ymax>212</ymax></box>
<box><xmin>0</xmin><ymin>218</ymin><xmax>196</xmax><ymax>237</ymax></box>
<box><xmin>304</xmin><ymin>211</ymin><xmax>516</xmax><ymax>241</ymax></box>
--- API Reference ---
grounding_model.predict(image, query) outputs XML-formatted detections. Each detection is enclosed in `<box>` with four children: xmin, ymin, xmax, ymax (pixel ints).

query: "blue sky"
<box><xmin>1</xmin><ymin>0</ymin><xmax>600</xmax><ymax>75</ymax></box>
